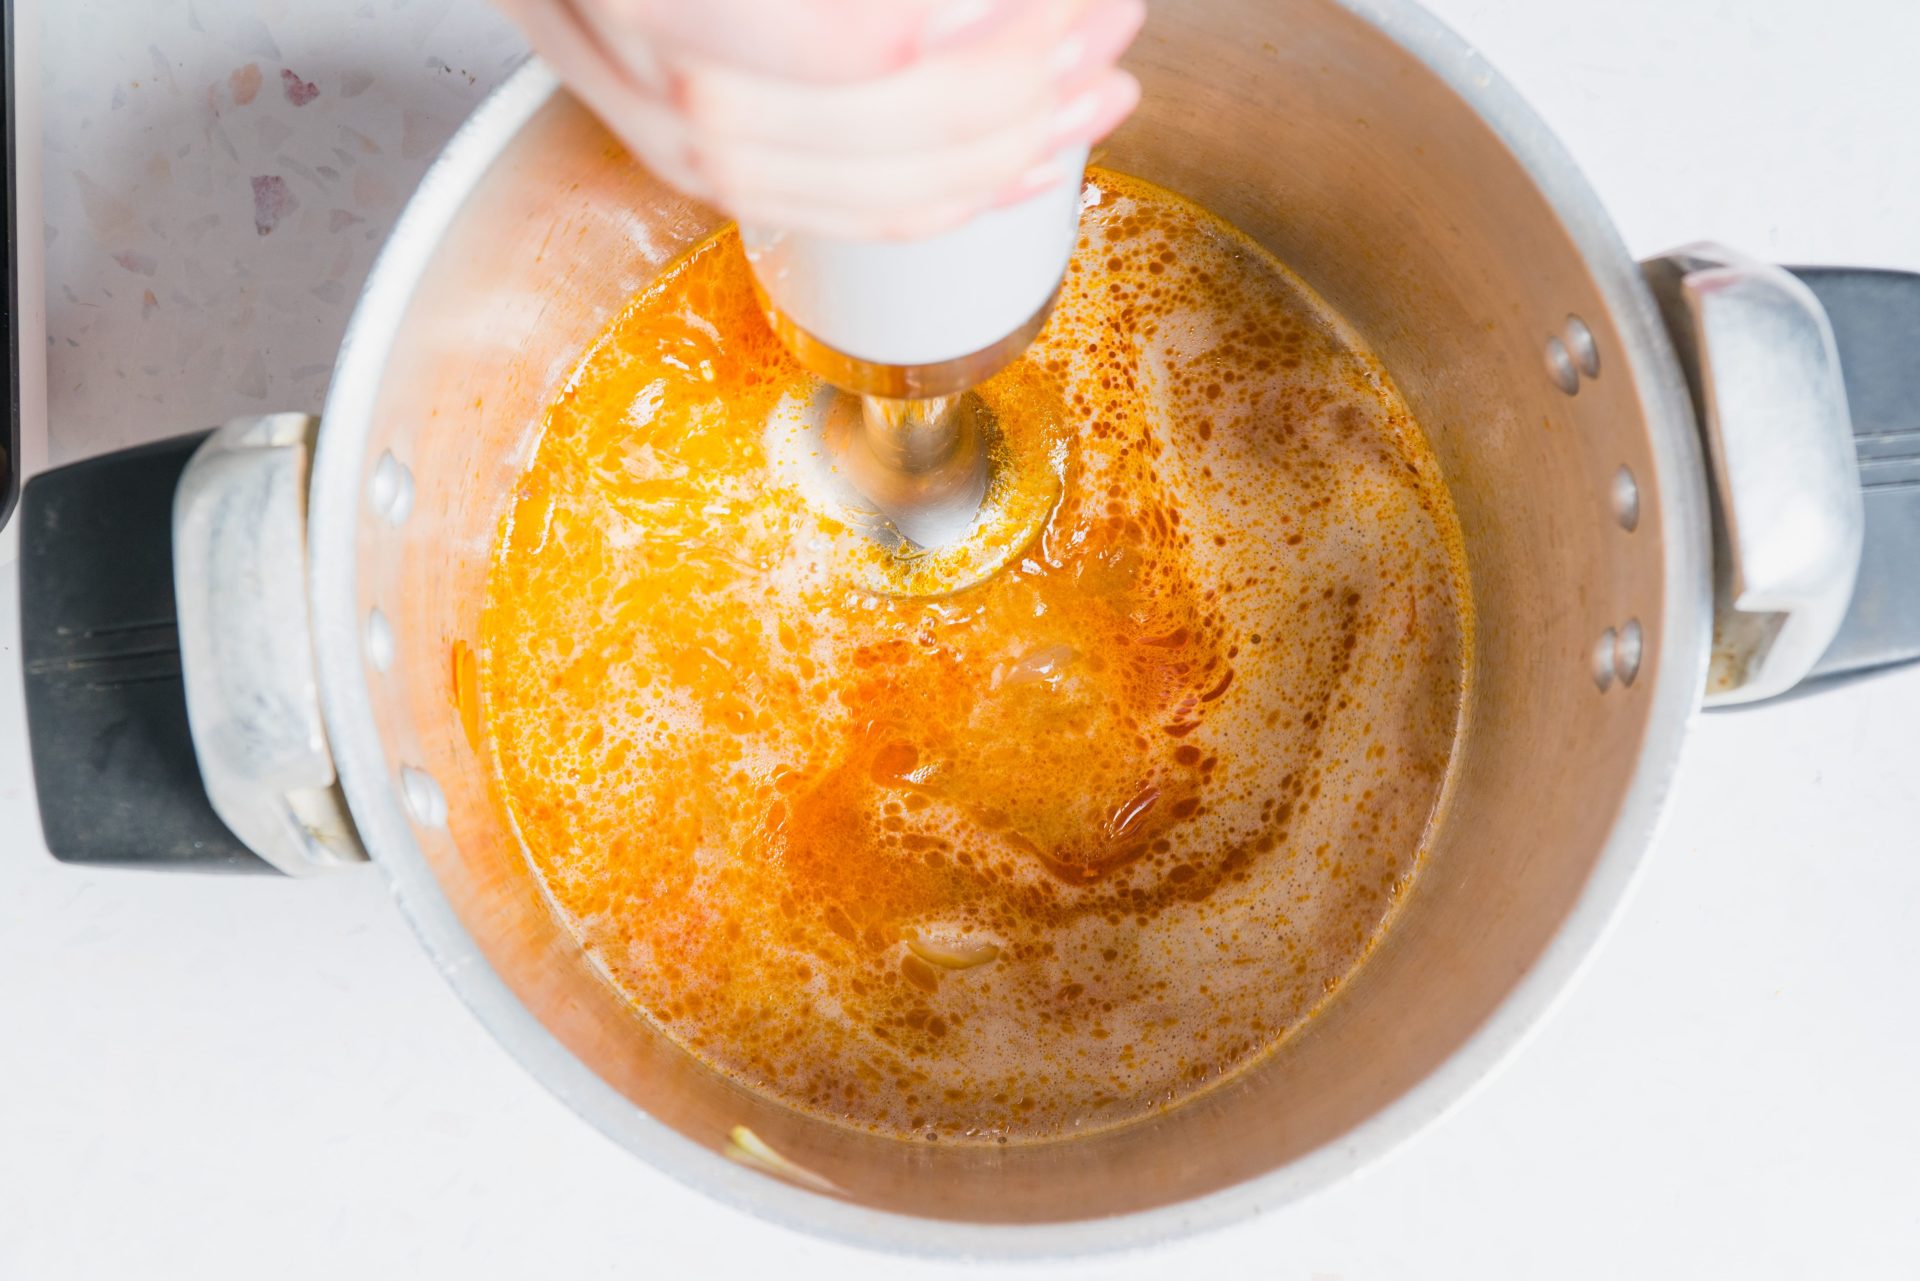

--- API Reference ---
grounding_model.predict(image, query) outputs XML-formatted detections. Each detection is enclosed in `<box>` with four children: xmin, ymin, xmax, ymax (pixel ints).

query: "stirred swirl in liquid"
<box><xmin>481</xmin><ymin>171</ymin><xmax>1471</xmax><ymax>1144</ymax></box>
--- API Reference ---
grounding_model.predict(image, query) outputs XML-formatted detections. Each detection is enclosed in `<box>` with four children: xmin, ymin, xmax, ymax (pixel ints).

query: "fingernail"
<box><xmin>1048</xmin><ymin>0</ymin><xmax>1147</xmax><ymax>81</ymax></box>
<box><xmin>918</xmin><ymin>0</ymin><xmax>1019</xmax><ymax>55</ymax></box>
<box><xmin>1049</xmin><ymin>87</ymin><xmax>1100</xmax><ymax>143</ymax></box>
<box><xmin>1048</xmin><ymin>71</ymin><xmax>1140</xmax><ymax>148</ymax></box>
<box><xmin>994</xmin><ymin>159</ymin><xmax>1066</xmax><ymax>206</ymax></box>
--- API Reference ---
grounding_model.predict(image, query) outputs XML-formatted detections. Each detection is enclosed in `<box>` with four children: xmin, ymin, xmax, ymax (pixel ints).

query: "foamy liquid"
<box><xmin>481</xmin><ymin>171</ymin><xmax>1470</xmax><ymax>1144</ymax></box>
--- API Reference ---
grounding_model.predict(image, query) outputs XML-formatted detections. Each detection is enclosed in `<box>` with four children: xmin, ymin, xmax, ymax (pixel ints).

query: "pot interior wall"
<box><xmin>350</xmin><ymin>0</ymin><xmax>1680</xmax><ymax>1223</ymax></box>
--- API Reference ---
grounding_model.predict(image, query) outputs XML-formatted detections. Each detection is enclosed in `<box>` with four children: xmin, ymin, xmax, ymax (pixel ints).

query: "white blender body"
<box><xmin>740</xmin><ymin>146</ymin><xmax>1090</xmax><ymax>398</ymax></box>
<box><xmin>738</xmin><ymin>148</ymin><xmax>1089</xmax><ymax>552</ymax></box>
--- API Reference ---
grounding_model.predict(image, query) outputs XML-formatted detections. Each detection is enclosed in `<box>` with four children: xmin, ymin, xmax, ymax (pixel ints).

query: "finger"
<box><xmin>673</xmin><ymin>0</ymin><xmax>1127</xmax><ymax>152</ymax></box>
<box><xmin>519</xmin><ymin>0</ymin><xmax>673</xmax><ymax>95</ymax></box>
<box><xmin>693</xmin><ymin>83</ymin><xmax>1124</xmax><ymax>242</ymax></box>
<box><xmin>678</xmin><ymin>50</ymin><xmax>1053</xmax><ymax>155</ymax></box>
<box><xmin>699</xmin><ymin>124</ymin><xmax>1038</xmax><ymax>217</ymax></box>
<box><xmin>590</xmin><ymin>0</ymin><xmax>1045</xmax><ymax>84</ymax></box>
<box><xmin>1046</xmin><ymin>0</ymin><xmax>1146</xmax><ymax>91</ymax></box>
<box><xmin>695</xmin><ymin>68</ymin><xmax>1136</xmax><ymax>205</ymax></box>
<box><xmin>494</xmin><ymin>0</ymin><xmax>721</xmax><ymax>200</ymax></box>
<box><xmin>494</xmin><ymin>0</ymin><xmax>624</xmax><ymax>82</ymax></box>
<box><xmin>985</xmin><ymin>69</ymin><xmax>1137</xmax><ymax>210</ymax></box>
<box><xmin>1041</xmin><ymin>66</ymin><xmax>1139</xmax><ymax>152</ymax></box>
<box><xmin>727</xmin><ymin>193</ymin><xmax>981</xmax><ymax>242</ymax></box>
<box><xmin>597</xmin><ymin>95</ymin><xmax>712</xmax><ymax>196</ymax></box>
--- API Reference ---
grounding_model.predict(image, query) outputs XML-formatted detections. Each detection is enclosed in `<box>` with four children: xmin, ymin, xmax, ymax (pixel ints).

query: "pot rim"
<box><xmin>307</xmin><ymin>0</ymin><xmax>1712</xmax><ymax>1258</ymax></box>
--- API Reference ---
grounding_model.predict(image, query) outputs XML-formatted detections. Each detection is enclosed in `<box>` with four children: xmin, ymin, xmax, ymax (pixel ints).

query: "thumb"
<box><xmin>611</xmin><ymin>0</ymin><xmax>1043</xmax><ymax>83</ymax></box>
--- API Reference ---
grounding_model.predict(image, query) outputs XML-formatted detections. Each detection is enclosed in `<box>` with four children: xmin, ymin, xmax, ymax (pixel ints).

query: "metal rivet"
<box><xmin>1544</xmin><ymin>335</ymin><xmax>1580</xmax><ymax>395</ymax></box>
<box><xmin>1591</xmin><ymin>627</ymin><xmax>1617</xmax><ymax>691</ymax></box>
<box><xmin>369</xmin><ymin>451</ymin><xmax>415</xmax><ymax>525</ymax></box>
<box><xmin>400</xmin><ymin>766</ymin><xmax>447</xmax><ymax>829</ymax></box>
<box><xmin>366</xmin><ymin>608</ymin><xmax>395</xmax><ymax>673</ymax></box>
<box><xmin>1612</xmin><ymin>465</ymin><xmax>1640</xmax><ymax>532</ymax></box>
<box><xmin>1615</xmin><ymin>618</ymin><xmax>1643</xmax><ymax>686</ymax></box>
<box><xmin>1564</xmin><ymin>314</ymin><xmax>1600</xmax><ymax>378</ymax></box>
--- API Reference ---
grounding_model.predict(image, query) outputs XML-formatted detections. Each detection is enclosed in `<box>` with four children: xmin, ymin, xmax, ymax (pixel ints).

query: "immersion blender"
<box><xmin>741</xmin><ymin>145</ymin><xmax>1089</xmax><ymax>549</ymax></box>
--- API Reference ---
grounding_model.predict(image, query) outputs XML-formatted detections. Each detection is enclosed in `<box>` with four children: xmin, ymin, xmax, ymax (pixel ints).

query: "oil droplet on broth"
<box><xmin>479</xmin><ymin>170</ymin><xmax>1473</xmax><ymax>1144</ymax></box>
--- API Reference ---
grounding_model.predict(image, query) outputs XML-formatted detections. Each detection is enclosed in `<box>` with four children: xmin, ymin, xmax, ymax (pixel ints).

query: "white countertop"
<box><xmin>4</xmin><ymin>1</ymin><xmax>1918</xmax><ymax>1277</ymax></box>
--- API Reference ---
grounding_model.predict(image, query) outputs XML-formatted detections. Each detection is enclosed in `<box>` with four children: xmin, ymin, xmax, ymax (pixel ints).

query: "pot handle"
<box><xmin>1642</xmin><ymin>244</ymin><xmax>1920</xmax><ymax>706</ymax></box>
<box><xmin>1781</xmin><ymin>267</ymin><xmax>1920</xmax><ymax>685</ymax></box>
<box><xmin>19</xmin><ymin>415</ymin><xmax>366</xmax><ymax>874</ymax></box>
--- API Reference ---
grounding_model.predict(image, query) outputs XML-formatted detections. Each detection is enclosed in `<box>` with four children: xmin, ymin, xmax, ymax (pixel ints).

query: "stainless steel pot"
<box><xmin>19</xmin><ymin>0</ymin><xmax>1918</xmax><ymax>1258</ymax></box>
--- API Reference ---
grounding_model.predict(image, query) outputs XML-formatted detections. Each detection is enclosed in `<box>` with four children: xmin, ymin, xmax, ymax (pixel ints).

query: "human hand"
<box><xmin>494</xmin><ymin>0</ymin><xmax>1144</xmax><ymax>240</ymax></box>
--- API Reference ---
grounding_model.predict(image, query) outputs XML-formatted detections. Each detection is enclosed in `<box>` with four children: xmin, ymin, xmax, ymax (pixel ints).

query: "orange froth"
<box><xmin>480</xmin><ymin>171</ymin><xmax>1471</xmax><ymax>1143</ymax></box>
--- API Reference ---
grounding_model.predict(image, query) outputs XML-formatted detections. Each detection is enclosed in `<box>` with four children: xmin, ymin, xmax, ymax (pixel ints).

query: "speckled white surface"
<box><xmin>40</xmin><ymin>0</ymin><xmax>525</xmax><ymax>460</ymax></box>
<box><xmin>4</xmin><ymin>1</ymin><xmax>1920</xmax><ymax>1279</ymax></box>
